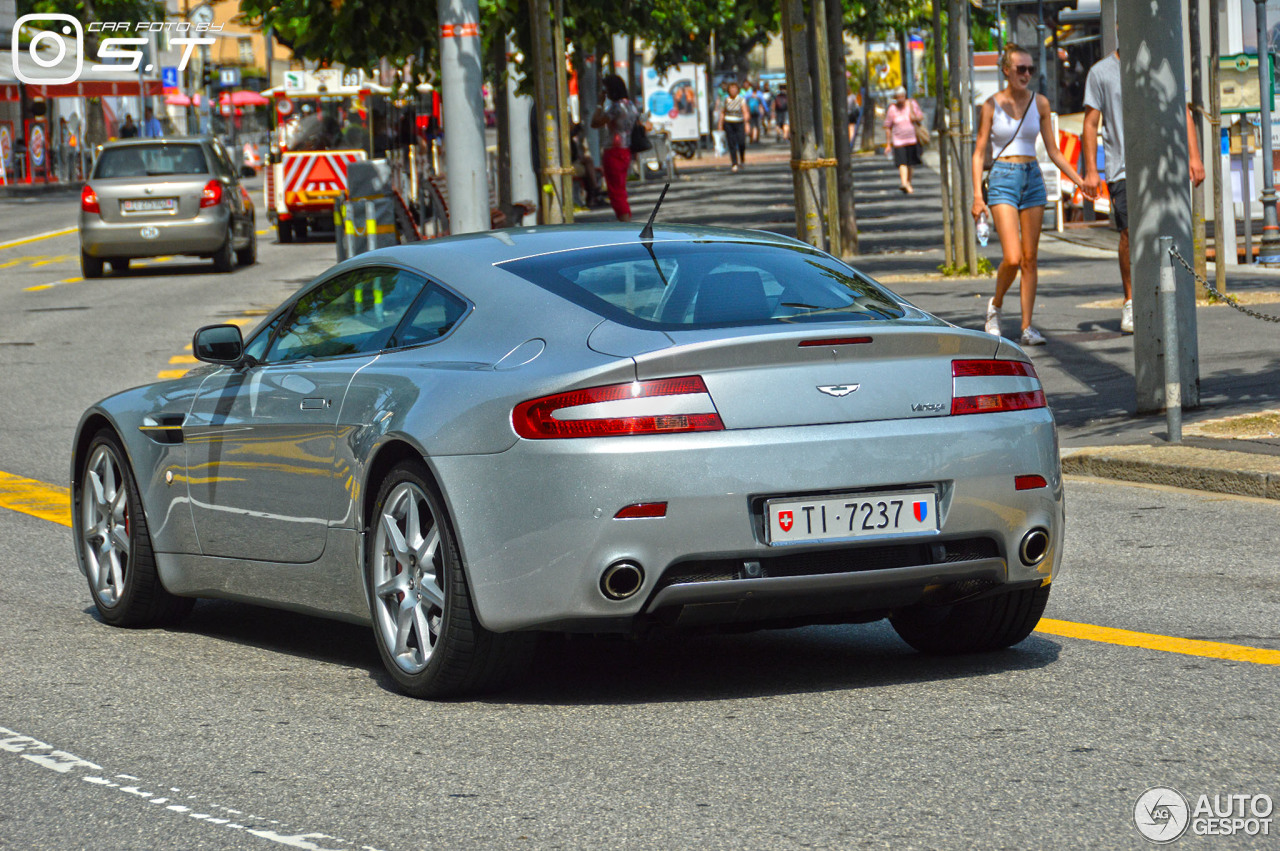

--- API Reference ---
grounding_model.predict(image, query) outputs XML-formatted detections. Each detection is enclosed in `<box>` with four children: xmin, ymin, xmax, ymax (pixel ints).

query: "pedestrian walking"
<box><xmin>144</xmin><ymin>106</ymin><xmax>163</xmax><ymax>138</ymax></box>
<box><xmin>773</xmin><ymin>85</ymin><xmax>789</xmax><ymax>142</ymax></box>
<box><xmin>972</xmin><ymin>44</ymin><xmax>1091</xmax><ymax>347</ymax></box>
<box><xmin>590</xmin><ymin>73</ymin><xmax>638</xmax><ymax>222</ymax></box>
<box><xmin>1081</xmin><ymin>44</ymin><xmax>1204</xmax><ymax>334</ymax></box>
<box><xmin>719</xmin><ymin>81</ymin><xmax>749</xmax><ymax>172</ymax></box>
<box><xmin>747</xmin><ymin>83</ymin><xmax>764</xmax><ymax>144</ymax></box>
<box><xmin>883</xmin><ymin>87</ymin><xmax>923</xmax><ymax>193</ymax></box>
<box><xmin>119</xmin><ymin>114</ymin><xmax>139</xmax><ymax>139</ymax></box>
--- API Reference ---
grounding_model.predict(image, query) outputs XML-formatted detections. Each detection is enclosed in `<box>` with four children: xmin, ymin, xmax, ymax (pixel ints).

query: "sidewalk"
<box><xmin>579</xmin><ymin>136</ymin><xmax>1280</xmax><ymax>500</ymax></box>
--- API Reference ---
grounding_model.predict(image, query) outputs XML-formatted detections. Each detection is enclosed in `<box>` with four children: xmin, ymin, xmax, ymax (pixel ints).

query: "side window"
<box><xmin>263</xmin><ymin>267</ymin><xmax>426</xmax><ymax>363</ymax></box>
<box><xmin>392</xmin><ymin>282</ymin><xmax>468</xmax><ymax>348</ymax></box>
<box><xmin>209</xmin><ymin>142</ymin><xmax>235</xmax><ymax>179</ymax></box>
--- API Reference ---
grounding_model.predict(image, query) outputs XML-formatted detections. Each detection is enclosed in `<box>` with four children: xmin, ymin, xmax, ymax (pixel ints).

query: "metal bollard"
<box><xmin>1158</xmin><ymin>236</ymin><xmax>1181</xmax><ymax>442</ymax></box>
<box><xmin>344</xmin><ymin>199</ymin><xmax>367</xmax><ymax>259</ymax></box>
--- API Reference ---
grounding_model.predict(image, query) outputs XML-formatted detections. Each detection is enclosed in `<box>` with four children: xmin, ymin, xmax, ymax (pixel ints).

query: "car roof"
<box><xmin>98</xmin><ymin>137</ymin><xmax>215</xmax><ymax>149</ymax></box>
<box><xmin>360</xmin><ymin>223</ymin><xmax>813</xmax><ymax>268</ymax></box>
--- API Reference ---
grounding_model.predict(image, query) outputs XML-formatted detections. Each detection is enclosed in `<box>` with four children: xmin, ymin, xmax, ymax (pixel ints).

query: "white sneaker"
<box><xmin>984</xmin><ymin>299</ymin><xmax>1002</xmax><ymax>336</ymax></box>
<box><xmin>1120</xmin><ymin>299</ymin><xmax>1134</xmax><ymax>334</ymax></box>
<box><xmin>1020</xmin><ymin>326</ymin><xmax>1047</xmax><ymax>346</ymax></box>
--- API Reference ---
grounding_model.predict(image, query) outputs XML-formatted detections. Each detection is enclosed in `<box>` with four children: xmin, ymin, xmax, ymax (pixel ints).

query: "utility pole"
<box><xmin>1116</xmin><ymin>0</ymin><xmax>1200</xmax><ymax>412</ymax></box>
<box><xmin>498</xmin><ymin>33</ymin><xmax>537</xmax><ymax>226</ymax></box>
<box><xmin>813</xmin><ymin>0</ymin><xmax>842</xmax><ymax>257</ymax></box>
<box><xmin>1189</xmin><ymin>0</ymin><xmax>1208</xmax><ymax>292</ymax></box>
<box><xmin>1254</xmin><ymin>0</ymin><xmax>1280</xmax><ymax>263</ymax></box>
<box><xmin>437</xmin><ymin>0</ymin><xmax>488</xmax><ymax>233</ymax></box>
<box><xmin>780</xmin><ymin>0</ymin><xmax>825</xmax><ymax>248</ymax></box>
<box><xmin>826</xmin><ymin>0</ymin><xmax>859</xmax><ymax>255</ymax></box>
<box><xmin>1209</xmin><ymin>0</ymin><xmax>1227</xmax><ymax>292</ymax></box>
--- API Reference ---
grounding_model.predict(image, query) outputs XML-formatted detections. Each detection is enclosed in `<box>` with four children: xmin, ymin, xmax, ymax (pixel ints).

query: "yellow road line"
<box><xmin>168</xmin><ymin>355</ymin><xmax>198</xmax><ymax>365</ymax></box>
<box><xmin>0</xmin><ymin>471</ymin><xmax>71</xmax><ymax>527</ymax></box>
<box><xmin>1037</xmin><ymin>618</ymin><xmax>1280</xmax><ymax>666</ymax></box>
<box><xmin>0</xmin><ymin>228</ymin><xmax>77</xmax><ymax>251</ymax></box>
<box><xmin>23</xmin><ymin>276</ymin><xmax>82</xmax><ymax>292</ymax></box>
<box><xmin>157</xmin><ymin>369</ymin><xmax>189</xmax><ymax>379</ymax></box>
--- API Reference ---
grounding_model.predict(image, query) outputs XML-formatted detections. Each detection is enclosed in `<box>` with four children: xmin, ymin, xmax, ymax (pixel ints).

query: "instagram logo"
<box><xmin>12</xmin><ymin>14</ymin><xmax>84</xmax><ymax>85</ymax></box>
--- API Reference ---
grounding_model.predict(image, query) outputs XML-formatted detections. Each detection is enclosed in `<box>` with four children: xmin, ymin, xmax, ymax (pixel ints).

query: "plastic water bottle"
<box><xmin>976</xmin><ymin>212</ymin><xmax>990</xmax><ymax>247</ymax></box>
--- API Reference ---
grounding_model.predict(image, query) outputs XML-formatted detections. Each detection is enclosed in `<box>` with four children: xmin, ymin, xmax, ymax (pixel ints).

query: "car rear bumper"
<box><xmin>429</xmin><ymin>409</ymin><xmax>1064</xmax><ymax>633</ymax></box>
<box><xmin>79</xmin><ymin>209</ymin><xmax>229</xmax><ymax>258</ymax></box>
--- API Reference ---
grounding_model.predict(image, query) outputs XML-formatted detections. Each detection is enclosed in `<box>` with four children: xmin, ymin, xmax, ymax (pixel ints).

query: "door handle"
<box><xmin>300</xmin><ymin>397</ymin><xmax>331</xmax><ymax>410</ymax></box>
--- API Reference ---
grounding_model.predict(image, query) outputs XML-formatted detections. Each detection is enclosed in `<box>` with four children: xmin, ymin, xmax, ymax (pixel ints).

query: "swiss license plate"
<box><xmin>765</xmin><ymin>490</ymin><xmax>938</xmax><ymax>545</ymax></box>
<box><xmin>121</xmin><ymin>198</ymin><xmax>176</xmax><ymax>213</ymax></box>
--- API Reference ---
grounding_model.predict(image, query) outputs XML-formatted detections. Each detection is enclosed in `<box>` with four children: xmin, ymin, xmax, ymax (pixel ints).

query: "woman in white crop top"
<box><xmin>971</xmin><ymin>45</ymin><xmax>1091</xmax><ymax>347</ymax></box>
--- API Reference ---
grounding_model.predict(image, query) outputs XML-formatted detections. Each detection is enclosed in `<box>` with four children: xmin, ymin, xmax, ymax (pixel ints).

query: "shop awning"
<box><xmin>23</xmin><ymin>79</ymin><xmax>165</xmax><ymax>98</ymax></box>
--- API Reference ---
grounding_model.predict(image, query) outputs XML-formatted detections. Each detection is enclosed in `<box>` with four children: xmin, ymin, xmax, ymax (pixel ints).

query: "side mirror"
<box><xmin>192</xmin><ymin>324</ymin><xmax>245</xmax><ymax>365</ymax></box>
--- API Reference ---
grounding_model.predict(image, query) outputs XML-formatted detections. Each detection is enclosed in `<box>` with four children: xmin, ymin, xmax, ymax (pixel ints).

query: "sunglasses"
<box><xmin>1014</xmin><ymin>64</ymin><xmax>1036</xmax><ymax>75</ymax></box>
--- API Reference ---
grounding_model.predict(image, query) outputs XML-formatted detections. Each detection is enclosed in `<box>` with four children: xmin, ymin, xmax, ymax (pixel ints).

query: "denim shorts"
<box><xmin>986</xmin><ymin>161</ymin><xmax>1047</xmax><ymax>210</ymax></box>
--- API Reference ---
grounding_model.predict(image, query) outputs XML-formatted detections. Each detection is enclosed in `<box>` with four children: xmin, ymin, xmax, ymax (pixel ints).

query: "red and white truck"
<box><xmin>263</xmin><ymin>69</ymin><xmax>388</xmax><ymax>242</ymax></box>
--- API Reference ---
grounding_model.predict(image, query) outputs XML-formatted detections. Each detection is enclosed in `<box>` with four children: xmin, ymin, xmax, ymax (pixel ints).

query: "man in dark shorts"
<box><xmin>1082</xmin><ymin>48</ymin><xmax>1203</xmax><ymax>334</ymax></box>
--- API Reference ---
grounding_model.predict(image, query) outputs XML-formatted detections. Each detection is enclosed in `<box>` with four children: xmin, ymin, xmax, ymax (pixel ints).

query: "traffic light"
<box><xmin>203</xmin><ymin>66</ymin><xmax>219</xmax><ymax>90</ymax></box>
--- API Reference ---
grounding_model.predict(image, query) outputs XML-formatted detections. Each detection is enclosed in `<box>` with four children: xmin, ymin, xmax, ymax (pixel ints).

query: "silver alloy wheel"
<box><xmin>371</xmin><ymin>481</ymin><xmax>445</xmax><ymax>674</ymax></box>
<box><xmin>82</xmin><ymin>444</ymin><xmax>131</xmax><ymax>608</ymax></box>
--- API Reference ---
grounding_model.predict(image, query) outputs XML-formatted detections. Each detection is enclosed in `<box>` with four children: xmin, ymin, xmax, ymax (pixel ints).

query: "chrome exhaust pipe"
<box><xmin>600</xmin><ymin>561</ymin><xmax>645</xmax><ymax>600</ymax></box>
<box><xmin>1019</xmin><ymin>528</ymin><xmax>1050</xmax><ymax>566</ymax></box>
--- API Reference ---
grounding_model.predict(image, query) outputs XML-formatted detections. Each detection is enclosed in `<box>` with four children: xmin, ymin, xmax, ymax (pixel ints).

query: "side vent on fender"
<box><xmin>138</xmin><ymin>414</ymin><xmax>186</xmax><ymax>445</ymax></box>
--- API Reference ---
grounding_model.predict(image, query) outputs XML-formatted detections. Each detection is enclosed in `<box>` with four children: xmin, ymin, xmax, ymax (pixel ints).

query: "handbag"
<box><xmin>913</xmin><ymin>117</ymin><xmax>930</xmax><ymax>147</ymax></box>
<box><xmin>982</xmin><ymin>92</ymin><xmax>1032</xmax><ymax>203</ymax></box>
<box><xmin>910</xmin><ymin>100</ymin><xmax>930</xmax><ymax>147</ymax></box>
<box><xmin>629</xmin><ymin>121</ymin><xmax>651</xmax><ymax>154</ymax></box>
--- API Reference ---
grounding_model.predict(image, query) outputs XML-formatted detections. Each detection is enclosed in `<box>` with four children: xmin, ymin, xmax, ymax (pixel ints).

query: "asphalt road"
<box><xmin>1</xmin><ymin>194</ymin><xmax>1278</xmax><ymax>849</ymax></box>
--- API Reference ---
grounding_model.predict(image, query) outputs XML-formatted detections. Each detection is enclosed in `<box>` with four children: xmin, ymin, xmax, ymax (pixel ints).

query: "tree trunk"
<box><xmin>933</xmin><ymin>0</ymin><xmax>952</xmax><ymax>265</ymax></box>
<box><xmin>825</xmin><ymin>0</ymin><xmax>858</xmax><ymax>255</ymax></box>
<box><xmin>780</xmin><ymin>0</ymin><xmax>825</xmax><ymax>248</ymax></box>
<box><xmin>813</xmin><ymin>0</ymin><xmax>842</xmax><ymax>257</ymax></box>
<box><xmin>528</xmin><ymin>0</ymin><xmax>565</xmax><ymax>223</ymax></box>
<box><xmin>552</xmin><ymin>0</ymin><xmax>574</xmax><ymax>222</ymax></box>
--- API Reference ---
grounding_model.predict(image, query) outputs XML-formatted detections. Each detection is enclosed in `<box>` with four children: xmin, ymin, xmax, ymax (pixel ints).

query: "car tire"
<box><xmin>109</xmin><ymin>258</ymin><xmax>130</xmax><ymax>273</ymax></box>
<box><xmin>366</xmin><ymin>461</ymin><xmax>530</xmax><ymax>698</ymax></box>
<box><xmin>276</xmin><ymin>219</ymin><xmax>293</xmax><ymax>244</ymax></box>
<box><xmin>212</xmin><ymin>227</ymin><xmax>234</xmax><ymax>273</ymax></box>
<box><xmin>890</xmin><ymin>584</ymin><xmax>1051</xmax><ymax>655</ymax></box>
<box><xmin>235</xmin><ymin>228</ymin><xmax>257</xmax><ymax>266</ymax></box>
<box><xmin>75</xmin><ymin>429</ymin><xmax>195</xmax><ymax>627</ymax></box>
<box><xmin>292</xmin><ymin>219</ymin><xmax>308</xmax><ymax>241</ymax></box>
<box><xmin>81</xmin><ymin>251</ymin><xmax>104</xmax><ymax>279</ymax></box>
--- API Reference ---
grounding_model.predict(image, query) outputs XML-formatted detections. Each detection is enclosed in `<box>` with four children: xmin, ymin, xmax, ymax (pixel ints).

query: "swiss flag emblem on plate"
<box><xmin>778</xmin><ymin>511</ymin><xmax>794</xmax><ymax>532</ymax></box>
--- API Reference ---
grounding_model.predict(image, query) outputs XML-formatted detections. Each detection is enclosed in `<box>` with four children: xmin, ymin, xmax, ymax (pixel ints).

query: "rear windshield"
<box><xmin>94</xmin><ymin>145</ymin><xmax>208</xmax><ymax>179</ymax></box>
<box><xmin>499</xmin><ymin>240</ymin><xmax>906</xmax><ymax>329</ymax></box>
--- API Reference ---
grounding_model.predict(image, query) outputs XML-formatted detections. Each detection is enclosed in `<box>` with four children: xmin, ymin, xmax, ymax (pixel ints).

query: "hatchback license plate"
<box><xmin>122</xmin><ymin>198</ymin><xmax>176</xmax><ymax>213</ymax></box>
<box><xmin>766</xmin><ymin>490</ymin><xmax>938</xmax><ymax>545</ymax></box>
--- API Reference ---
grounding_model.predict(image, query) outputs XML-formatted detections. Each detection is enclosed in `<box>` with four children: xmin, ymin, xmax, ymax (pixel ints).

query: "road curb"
<box><xmin>1061</xmin><ymin>445</ymin><xmax>1280</xmax><ymax>500</ymax></box>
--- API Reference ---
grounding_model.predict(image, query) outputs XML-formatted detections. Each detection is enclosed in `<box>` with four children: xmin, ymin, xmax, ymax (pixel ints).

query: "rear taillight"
<box><xmin>951</xmin><ymin>359</ymin><xmax>1046</xmax><ymax>416</ymax></box>
<box><xmin>513</xmin><ymin>376</ymin><xmax>724</xmax><ymax>439</ymax></box>
<box><xmin>80</xmin><ymin>185</ymin><xmax>99</xmax><ymax>214</ymax></box>
<box><xmin>200</xmin><ymin>179</ymin><xmax>223</xmax><ymax>208</ymax></box>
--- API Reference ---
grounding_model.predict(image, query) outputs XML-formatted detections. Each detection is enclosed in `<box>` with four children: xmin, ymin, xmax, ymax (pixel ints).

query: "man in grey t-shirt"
<box><xmin>1082</xmin><ymin>50</ymin><xmax>1204</xmax><ymax>334</ymax></box>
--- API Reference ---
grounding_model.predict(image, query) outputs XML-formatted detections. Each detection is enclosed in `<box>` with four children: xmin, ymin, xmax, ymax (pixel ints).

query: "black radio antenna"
<box><xmin>639</xmin><ymin>182</ymin><xmax>671</xmax><ymax>241</ymax></box>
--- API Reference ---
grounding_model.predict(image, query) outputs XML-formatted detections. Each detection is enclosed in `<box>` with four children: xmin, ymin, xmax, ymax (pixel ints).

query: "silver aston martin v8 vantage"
<box><xmin>71</xmin><ymin>223</ymin><xmax>1064</xmax><ymax>698</ymax></box>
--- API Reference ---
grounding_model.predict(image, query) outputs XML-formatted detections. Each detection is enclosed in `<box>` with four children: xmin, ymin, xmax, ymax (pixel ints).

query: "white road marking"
<box><xmin>0</xmin><ymin>725</ymin><xmax>386</xmax><ymax>851</ymax></box>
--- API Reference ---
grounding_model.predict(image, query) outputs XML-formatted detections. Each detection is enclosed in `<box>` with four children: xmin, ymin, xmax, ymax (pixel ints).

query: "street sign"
<box><xmin>220</xmin><ymin>67</ymin><xmax>241</xmax><ymax>88</ymax></box>
<box><xmin>1220</xmin><ymin>53</ymin><xmax>1275</xmax><ymax>115</ymax></box>
<box><xmin>161</xmin><ymin>67</ymin><xmax>179</xmax><ymax>90</ymax></box>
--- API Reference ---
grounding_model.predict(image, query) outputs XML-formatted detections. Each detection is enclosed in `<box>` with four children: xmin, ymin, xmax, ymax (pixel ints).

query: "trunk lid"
<box><xmin>91</xmin><ymin>176</ymin><xmax>212</xmax><ymax>224</ymax></box>
<box><xmin>632</xmin><ymin>324</ymin><xmax>1003</xmax><ymax>429</ymax></box>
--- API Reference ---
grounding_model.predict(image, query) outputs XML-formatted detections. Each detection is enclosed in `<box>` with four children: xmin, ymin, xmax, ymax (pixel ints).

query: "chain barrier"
<box><xmin>1167</xmin><ymin>244</ymin><xmax>1280</xmax><ymax>323</ymax></box>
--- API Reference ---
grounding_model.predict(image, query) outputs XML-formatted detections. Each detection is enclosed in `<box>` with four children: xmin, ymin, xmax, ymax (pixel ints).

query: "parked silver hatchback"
<box><xmin>78</xmin><ymin>137</ymin><xmax>257</xmax><ymax>277</ymax></box>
